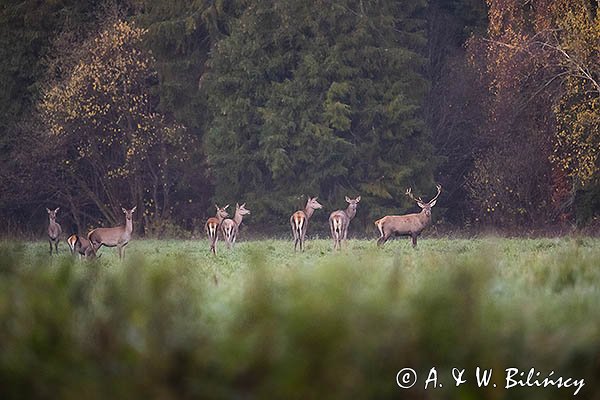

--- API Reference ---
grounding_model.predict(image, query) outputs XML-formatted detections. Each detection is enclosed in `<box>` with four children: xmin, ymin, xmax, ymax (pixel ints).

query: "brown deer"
<box><xmin>290</xmin><ymin>196</ymin><xmax>323</xmax><ymax>251</ymax></box>
<box><xmin>88</xmin><ymin>206</ymin><xmax>136</xmax><ymax>260</ymax></box>
<box><xmin>67</xmin><ymin>234</ymin><xmax>97</xmax><ymax>259</ymax></box>
<box><xmin>329</xmin><ymin>196</ymin><xmax>361</xmax><ymax>250</ymax></box>
<box><xmin>205</xmin><ymin>204</ymin><xmax>230</xmax><ymax>255</ymax></box>
<box><xmin>374</xmin><ymin>184</ymin><xmax>441</xmax><ymax>247</ymax></box>
<box><xmin>220</xmin><ymin>203</ymin><xmax>250</xmax><ymax>249</ymax></box>
<box><xmin>47</xmin><ymin>207</ymin><xmax>62</xmax><ymax>254</ymax></box>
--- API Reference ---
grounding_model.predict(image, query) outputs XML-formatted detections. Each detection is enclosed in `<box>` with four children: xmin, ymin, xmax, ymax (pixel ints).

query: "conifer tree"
<box><xmin>203</xmin><ymin>0</ymin><xmax>434</xmax><ymax>227</ymax></box>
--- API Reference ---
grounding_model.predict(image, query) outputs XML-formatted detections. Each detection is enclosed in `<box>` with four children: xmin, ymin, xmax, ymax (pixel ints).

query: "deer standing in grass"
<box><xmin>67</xmin><ymin>234</ymin><xmax>97</xmax><ymax>259</ymax></box>
<box><xmin>375</xmin><ymin>184</ymin><xmax>441</xmax><ymax>247</ymax></box>
<box><xmin>220</xmin><ymin>203</ymin><xmax>250</xmax><ymax>250</ymax></box>
<box><xmin>88</xmin><ymin>206</ymin><xmax>136</xmax><ymax>260</ymax></box>
<box><xmin>329</xmin><ymin>196</ymin><xmax>361</xmax><ymax>250</ymax></box>
<box><xmin>290</xmin><ymin>196</ymin><xmax>323</xmax><ymax>252</ymax></box>
<box><xmin>47</xmin><ymin>207</ymin><xmax>62</xmax><ymax>254</ymax></box>
<box><xmin>205</xmin><ymin>204</ymin><xmax>229</xmax><ymax>255</ymax></box>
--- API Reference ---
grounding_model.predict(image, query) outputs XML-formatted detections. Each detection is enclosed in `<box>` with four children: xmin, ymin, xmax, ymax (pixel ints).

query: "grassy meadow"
<box><xmin>1</xmin><ymin>237</ymin><xmax>599</xmax><ymax>399</ymax></box>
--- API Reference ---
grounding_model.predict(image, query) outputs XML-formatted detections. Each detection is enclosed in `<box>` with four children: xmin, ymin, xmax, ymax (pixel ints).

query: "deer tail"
<box><xmin>67</xmin><ymin>234</ymin><xmax>77</xmax><ymax>253</ymax></box>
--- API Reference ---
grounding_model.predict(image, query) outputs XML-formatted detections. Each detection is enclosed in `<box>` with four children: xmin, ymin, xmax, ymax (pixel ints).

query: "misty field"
<box><xmin>1</xmin><ymin>237</ymin><xmax>599</xmax><ymax>399</ymax></box>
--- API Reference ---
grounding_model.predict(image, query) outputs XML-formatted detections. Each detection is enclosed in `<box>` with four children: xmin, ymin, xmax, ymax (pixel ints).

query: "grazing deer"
<box><xmin>290</xmin><ymin>196</ymin><xmax>323</xmax><ymax>251</ymax></box>
<box><xmin>205</xmin><ymin>204</ymin><xmax>230</xmax><ymax>255</ymax></box>
<box><xmin>375</xmin><ymin>184</ymin><xmax>441</xmax><ymax>247</ymax></box>
<box><xmin>88</xmin><ymin>206</ymin><xmax>136</xmax><ymax>260</ymax></box>
<box><xmin>220</xmin><ymin>203</ymin><xmax>250</xmax><ymax>249</ymax></box>
<box><xmin>67</xmin><ymin>234</ymin><xmax>97</xmax><ymax>259</ymax></box>
<box><xmin>47</xmin><ymin>207</ymin><xmax>62</xmax><ymax>254</ymax></box>
<box><xmin>329</xmin><ymin>196</ymin><xmax>361</xmax><ymax>250</ymax></box>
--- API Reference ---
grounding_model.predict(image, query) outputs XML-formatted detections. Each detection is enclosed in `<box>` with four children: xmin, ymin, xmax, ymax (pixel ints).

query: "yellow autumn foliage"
<box><xmin>550</xmin><ymin>0</ymin><xmax>600</xmax><ymax>185</ymax></box>
<box><xmin>39</xmin><ymin>20</ymin><xmax>181</xmax><ymax>179</ymax></box>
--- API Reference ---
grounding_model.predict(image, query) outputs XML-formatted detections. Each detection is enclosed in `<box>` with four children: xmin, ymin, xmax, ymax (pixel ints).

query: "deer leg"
<box><xmin>55</xmin><ymin>240</ymin><xmax>59</xmax><ymax>254</ymax></box>
<box><xmin>214</xmin><ymin>236</ymin><xmax>219</xmax><ymax>254</ymax></box>
<box><xmin>411</xmin><ymin>234</ymin><xmax>418</xmax><ymax>248</ymax></box>
<box><xmin>329</xmin><ymin>222</ymin><xmax>336</xmax><ymax>250</ymax></box>
<box><xmin>330</xmin><ymin>220</ymin><xmax>340</xmax><ymax>250</ymax></box>
<box><xmin>49</xmin><ymin>240</ymin><xmax>53</xmax><ymax>254</ymax></box>
<box><xmin>342</xmin><ymin>224</ymin><xmax>349</xmax><ymax>250</ymax></box>
<box><xmin>89</xmin><ymin>246</ymin><xmax>100</xmax><ymax>259</ymax></box>
<box><xmin>292</xmin><ymin>225</ymin><xmax>300</xmax><ymax>252</ymax></box>
<box><xmin>118</xmin><ymin>245</ymin><xmax>123</xmax><ymax>260</ymax></box>
<box><xmin>377</xmin><ymin>234</ymin><xmax>389</xmax><ymax>247</ymax></box>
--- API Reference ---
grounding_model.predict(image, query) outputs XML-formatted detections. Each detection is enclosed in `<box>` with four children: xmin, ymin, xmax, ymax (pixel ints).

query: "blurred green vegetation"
<box><xmin>0</xmin><ymin>238</ymin><xmax>599</xmax><ymax>399</ymax></box>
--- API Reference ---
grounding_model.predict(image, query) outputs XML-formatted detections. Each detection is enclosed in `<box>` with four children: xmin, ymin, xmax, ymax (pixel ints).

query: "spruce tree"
<box><xmin>204</xmin><ymin>0</ymin><xmax>434</xmax><ymax>229</ymax></box>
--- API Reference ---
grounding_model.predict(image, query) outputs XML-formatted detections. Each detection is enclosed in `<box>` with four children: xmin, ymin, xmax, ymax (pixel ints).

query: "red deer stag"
<box><xmin>88</xmin><ymin>206</ymin><xmax>136</xmax><ymax>260</ymax></box>
<box><xmin>290</xmin><ymin>196</ymin><xmax>323</xmax><ymax>251</ymax></box>
<box><xmin>67</xmin><ymin>234</ymin><xmax>97</xmax><ymax>259</ymax></box>
<box><xmin>329</xmin><ymin>196</ymin><xmax>361</xmax><ymax>250</ymax></box>
<box><xmin>375</xmin><ymin>184</ymin><xmax>441</xmax><ymax>247</ymax></box>
<box><xmin>205</xmin><ymin>204</ymin><xmax>230</xmax><ymax>255</ymax></box>
<box><xmin>47</xmin><ymin>207</ymin><xmax>62</xmax><ymax>254</ymax></box>
<box><xmin>220</xmin><ymin>203</ymin><xmax>250</xmax><ymax>250</ymax></box>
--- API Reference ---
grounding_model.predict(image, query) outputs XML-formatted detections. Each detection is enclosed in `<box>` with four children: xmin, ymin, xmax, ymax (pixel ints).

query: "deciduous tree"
<box><xmin>39</xmin><ymin>18</ymin><xmax>191</xmax><ymax>231</ymax></box>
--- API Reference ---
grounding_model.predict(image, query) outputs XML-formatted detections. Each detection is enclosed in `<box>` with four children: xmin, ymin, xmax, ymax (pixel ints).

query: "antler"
<box><xmin>405</xmin><ymin>187</ymin><xmax>423</xmax><ymax>203</ymax></box>
<box><xmin>406</xmin><ymin>184</ymin><xmax>442</xmax><ymax>205</ymax></box>
<box><xmin>428</xmin><ymin>184</ymin><xmax>442</xmax><ymax>205</ymax></box>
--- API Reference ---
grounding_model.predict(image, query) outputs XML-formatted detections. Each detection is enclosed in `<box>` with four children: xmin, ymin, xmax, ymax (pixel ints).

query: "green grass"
<box><xmin>1</xmin><ymin>237</ymin><xmax>599</xmax><ymax>399</ymax></box>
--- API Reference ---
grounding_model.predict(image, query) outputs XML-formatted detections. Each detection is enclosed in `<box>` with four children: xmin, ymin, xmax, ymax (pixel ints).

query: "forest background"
<box><xmin>0</xmin><ymin>0</ymin><xmax>598</xmax><ymax>238</ymax></box>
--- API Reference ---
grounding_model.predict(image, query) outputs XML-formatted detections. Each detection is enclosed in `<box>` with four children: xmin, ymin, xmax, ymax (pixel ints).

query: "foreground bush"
<box><xmin>0</xmin><ymin>239</ymin><xmax>598</xmax><ymax>399</ymax></box>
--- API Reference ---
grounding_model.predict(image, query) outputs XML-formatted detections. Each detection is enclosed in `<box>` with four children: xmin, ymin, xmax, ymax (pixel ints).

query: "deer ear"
<box><xmin>241</xmin><ymin>203</ymin><xmax>246</xmax><ymax>207</ymax></box>
<box><xmin>224</xmin><ymin>204</ymin><xmax>229</xmax><ymax>210</ymax></box>
<box><xmin>417</xmin><ymin>201</ymin><xmax>426</xmax><ymax>209</ymax></box>
<box><xmin>122</xmin><ymin>207</ymin><xmax>127</xmax><ymax>213</ymax></box>
<box><xmin>356</xmin><ymin>196</ymin><xmax>361</xmax><ymax>202</ymax></box>
<box><xmin>55</xmin><ymin>207</ymin><xmax>60</xmax><ymax>212</ymax></box>
<box><xmin>46</xmin><ymin>208</ymin><xmax>51</xmax><ymax>213</ymax></box>
<box><xmin>345</xmin><ymin>196</ymin><xmax>351</xmax><ymax>203</ymax></box>
<box><xmin>429</xmin><ymin>199</ymin><xmax>437</xmax><ymax>208</ymax></box>
<box><xmin>132</xmin><ymin>206</ymin><xmax>137</xmax><ymax>213</ymax></box>
<box><xmin>215</xmin><ymin>204</ymin><xmax>219</xmax><ymax>210</ymax></box>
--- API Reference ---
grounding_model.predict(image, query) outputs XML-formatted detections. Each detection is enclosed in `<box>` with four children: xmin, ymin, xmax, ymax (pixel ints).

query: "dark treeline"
<box><xmin>0</xmin><ymin>0</ymin><xmax>598</xmax><ymax>237</ymax></box>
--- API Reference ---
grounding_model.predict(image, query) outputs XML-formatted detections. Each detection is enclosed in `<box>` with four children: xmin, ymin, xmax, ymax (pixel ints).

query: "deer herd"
<box><xmin>47</xmin><ymin>185</ymin><xmax>442</xmax><ymax>259</ymax></box>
